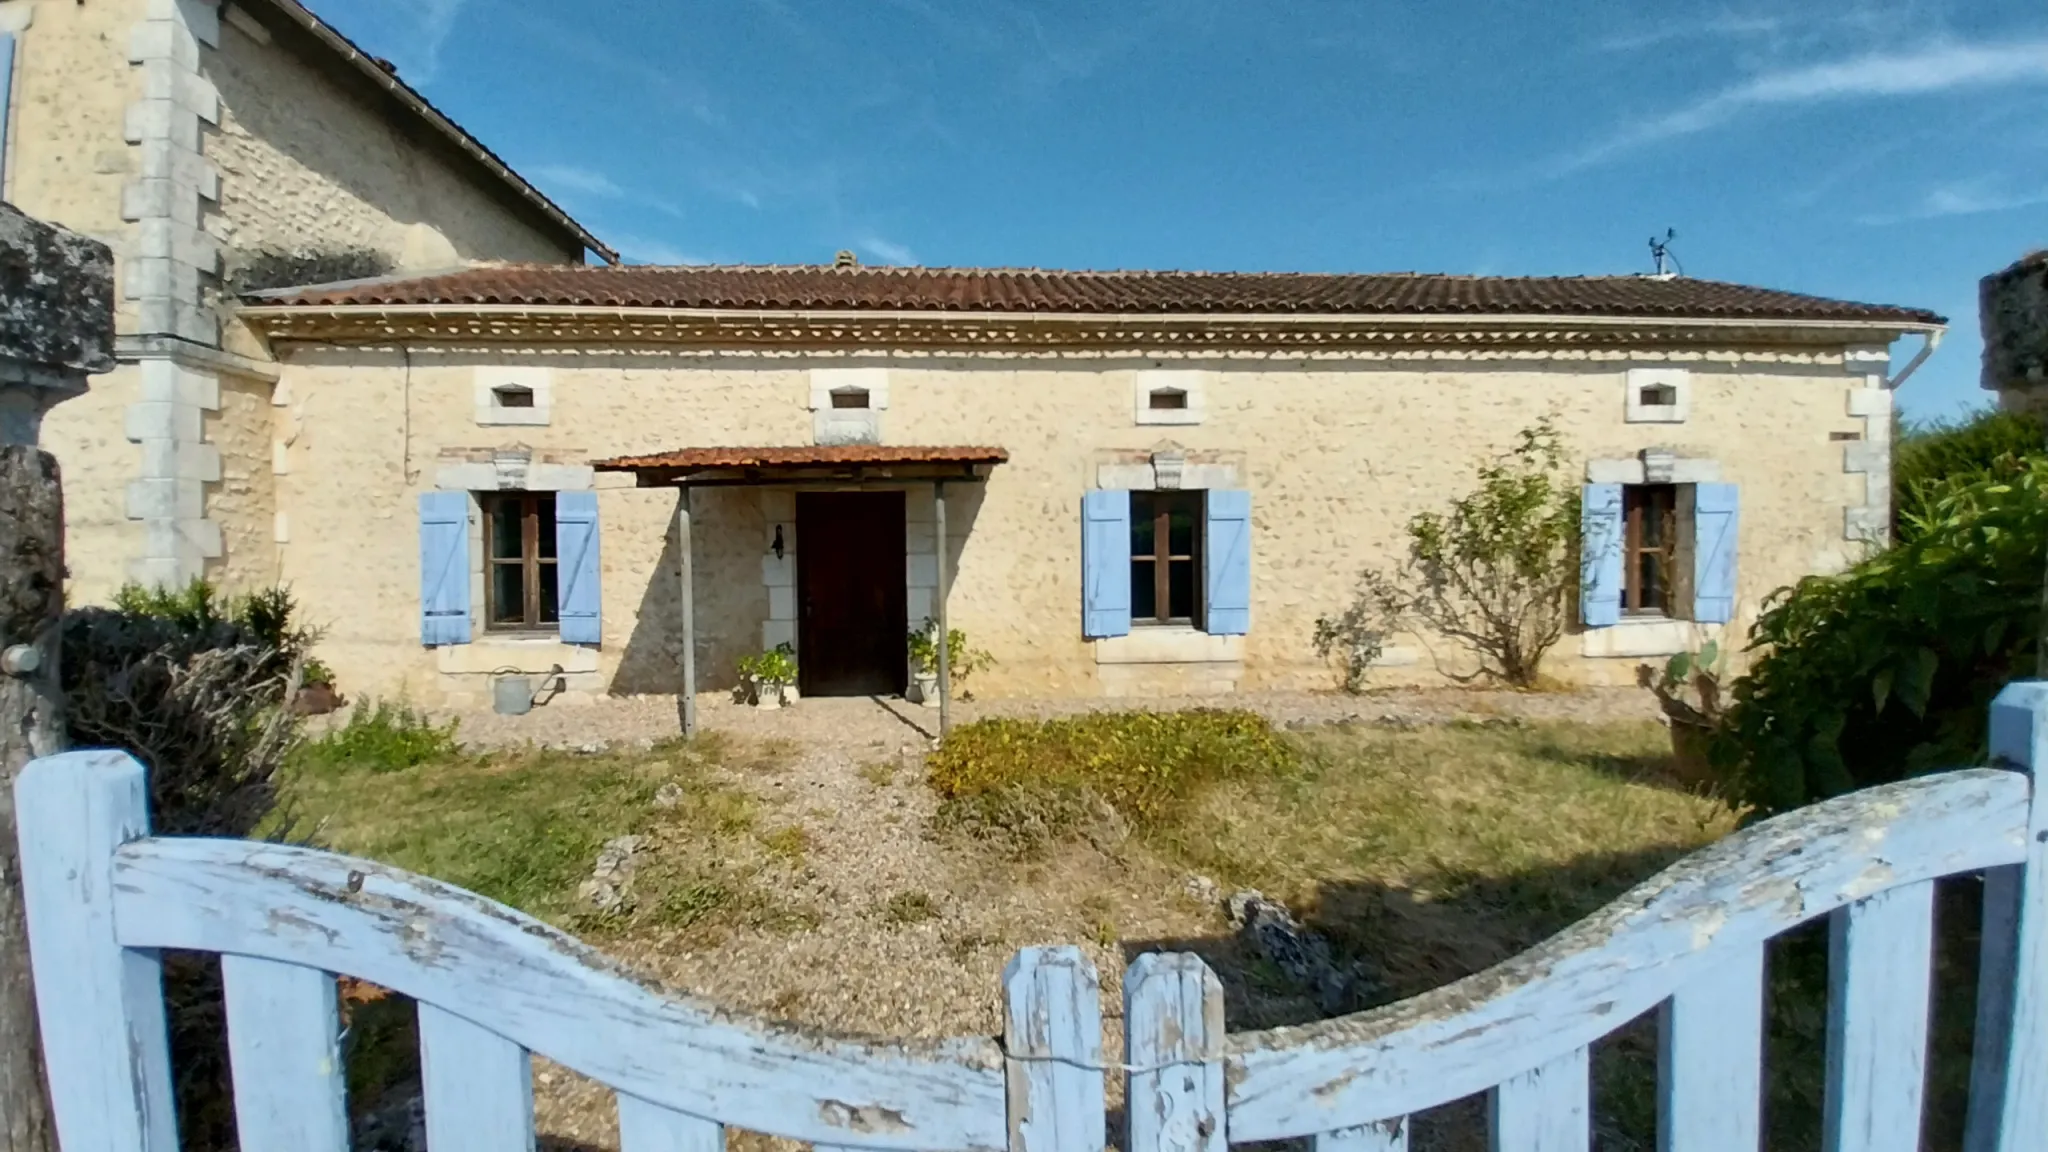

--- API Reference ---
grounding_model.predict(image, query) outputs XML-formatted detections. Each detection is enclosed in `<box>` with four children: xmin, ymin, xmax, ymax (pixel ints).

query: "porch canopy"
<box><xmin>592</xmin><ymin>444</ymin><xmax>1009</xmax><ymax>737</ymax></box>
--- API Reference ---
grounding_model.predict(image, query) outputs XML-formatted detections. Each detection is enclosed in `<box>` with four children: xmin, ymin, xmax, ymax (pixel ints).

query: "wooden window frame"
<box><xmin>1130</xmin><ymin>490</ymin><xmax>1203</xmax><ymax>626</ymax></box>
<box><xmin>481</xmin><ymin>492</ymin><xmax>559</xmax><ymax>632</ymax></box>
<box><xmin>1622</xmin><ymin>483</ymin><xmax>1695</xmax><ymax>618</ymax></box>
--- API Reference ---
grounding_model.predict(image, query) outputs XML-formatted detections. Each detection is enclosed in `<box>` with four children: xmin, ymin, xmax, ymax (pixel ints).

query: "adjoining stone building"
<box><xmin>0</xmin><ymin>0</ymin><xmax>610</xmax><ymax>602</ymax></box>
<box><xmin>230</xmin><ymin>264</ymin><xmax>1942</xmax><ymax>705</ymax></box>
<box><xmin>1983</xmin><ymin>251</ymin><xmax>2048</xmax><ymax>411</ymax></box>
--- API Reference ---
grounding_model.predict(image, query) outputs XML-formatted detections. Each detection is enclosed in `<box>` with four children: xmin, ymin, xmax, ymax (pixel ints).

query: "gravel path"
<box><xmin>424</xmin><ymin>687</ymin><xmax>1661</xmax><ymax>1149</ymax></box>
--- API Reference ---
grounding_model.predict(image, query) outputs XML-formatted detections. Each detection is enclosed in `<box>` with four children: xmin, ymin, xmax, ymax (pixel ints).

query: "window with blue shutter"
<box><xmin>1580</xmin><ymin>483</ymin><xmax>1624</xmax><ymax>628</ymax></box>
<box><xmin>418</xmin><ymin>492</ymin><xmax>472</xmax><ymax>646</ymax></box>
<box><xmin>1204</xmin><ymin>489</ymin><xmax>1252</xmax><ymax>635</ymax></box>
<box><xmin>1081</xmin><ymin>489</ymin><xmax>1131</xmax><ymax>638</ymax></box>
<box><xmin>1691</xmin><ymin>483</ymin><xmax>1739</xmax><ymax>624</ymax></box>
<box><xmin>556</xmin><ymin>490</ymin><xmax>603</xmax><ymax>645</ymax></box>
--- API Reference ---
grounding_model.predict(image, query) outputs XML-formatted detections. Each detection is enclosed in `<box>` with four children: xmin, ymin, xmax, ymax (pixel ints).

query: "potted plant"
<box><xmin>906</xmin><ymin>619</ymin><xmax>992</xmax><ymax>707</ymax></box>
<box><xmin>738</xmin><ymin>643</ymin><xmax>799</xmax><ymax>709</ymax></box>
<box><xmin>1638</xmin><ymin>640</ymin><xmax>1726</xmax><ymax>790</ymax></box>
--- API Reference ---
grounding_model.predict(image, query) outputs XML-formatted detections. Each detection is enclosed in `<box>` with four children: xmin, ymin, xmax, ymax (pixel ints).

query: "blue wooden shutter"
<box><xmin>1581</xmin><ymin>484</ymin><xmax>1624</xmax><ymax>628</ymax></box>
<box><xmin>1204</xmin><ymin>489</ymin><xmax>1252</xmax><ymax>635</ymax></box>
<box><xmin>1692</xmin><ymin>483</ymin><xmax>1739</xmax><ymax>624</ymax></box>
<box><xmin>556</xmin><ymin>491</ymin><xmax>602</xmax><ymax>645</ymax></box>
<box><xmin>0</xmin><ymin>34</ymin><xmax>16</xmax><ymax>189</ymax></box>
<box><xmin>418</xmin><ymin>492</ymin><xmax>471</xmax><ymax>646</ymax></box>
<box><xmin>1081</xmin><ymin>489</ymin><xmax>1131</xmax><ymax>638</ymax></box>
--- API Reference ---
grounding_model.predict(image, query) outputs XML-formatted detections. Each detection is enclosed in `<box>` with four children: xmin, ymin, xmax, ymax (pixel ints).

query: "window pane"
<box><xmin>1167</xmin><ymin>508</ymin><xmax>1196</xmax><ymax>556</ymax></box>
<box><xmin>1168</xmin><ymin>559</ymin><xmax>1196</xmax><ymax>620</ymax></box>
<box><xmin>490</xmin><ymin>563</ymin><xmax>526</xmax><ymax>625</ymax></box>
<box><xmin>539</xmin><ymin>562</ymin><xmax>560</xmax><ymax>624</ymax></box>
<box><xmin>1637</xmin><ymin>551</ymin><xmax>1667</xmax><ymax>612</ymax></box>
<box><xmin>489</xmin><ymin>500</ymin><xmax>522</xmax><ymax>560</ymax></box>
<box><xmin>1131</xmin><ymin>559</ymin><xmax>1157</xmax><ymax>621</ymax></box>
<box><xmin>537</xmin><ymin>497</ymin><xmax>557</xmax><ymax>560</ymax></box>
<box><xmin>1130</xmin><ymin>504</ymin><xmax>1156</xmax><ymax>558</ymax></box>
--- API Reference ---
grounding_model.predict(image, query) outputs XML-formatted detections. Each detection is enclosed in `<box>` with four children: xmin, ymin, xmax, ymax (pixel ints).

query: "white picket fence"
<box><xmin>17</xmin><ymin>682</ymin><xmax>2048</xmax><ymax>1152</ymax></box>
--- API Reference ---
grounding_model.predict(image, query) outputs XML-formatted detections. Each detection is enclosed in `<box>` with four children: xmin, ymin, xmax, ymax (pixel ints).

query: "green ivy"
<box><xmin>1717</xmin><ymin>458</ymin><xmax>2048</xmax><ymax>814</ymax></box>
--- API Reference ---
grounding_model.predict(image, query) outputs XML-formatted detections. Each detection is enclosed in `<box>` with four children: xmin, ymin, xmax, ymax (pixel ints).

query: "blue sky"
<box><xmin>311</xmin><ymin>0</ymin><xmax>2047</xmax><ymax>420</ymax></box>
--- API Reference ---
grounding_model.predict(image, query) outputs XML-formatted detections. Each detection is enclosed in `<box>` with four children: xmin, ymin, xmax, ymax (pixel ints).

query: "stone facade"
<box><xmin>1</xmin><ymin>0</ymin><xmax>591</xmax><ymax>598</ymax></box>
<box><xmin>1985</xmin><ymin>251</ymin><xmax>2048</xmax><ymax>411</ymax></box>
<box><xmin>261</xmin><ymin>343</ymin><xmax>1902</xmax><ymax>707</ymax></box>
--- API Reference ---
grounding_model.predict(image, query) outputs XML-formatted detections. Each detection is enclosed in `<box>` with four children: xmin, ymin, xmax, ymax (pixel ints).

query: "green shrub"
<box><xmin>294</xmin><ymin>699</ymin><xmax>460</xmax><ymax>775</ymax></box>
<box><xmin>928</xmin><ymin>710</ymin><xmax>1299</xmax><ymax>848</ymax></box>
<box><xmin>1894</xmin><ymin>407</ymin><xmax>2043</xmax><ymax>543</ymax></box>
<box><xmin>1717</xmin><ymin>458</ymin><xmax>2048</xmax><ymax>813</ymax></box>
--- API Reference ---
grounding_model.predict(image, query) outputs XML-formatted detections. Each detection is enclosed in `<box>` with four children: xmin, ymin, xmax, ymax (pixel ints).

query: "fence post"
<box><xmin>1124</xmin><ymin>953</ymin><xmax>1224</xmax><ymax>1152</ymax></box>
<box><xmin>1966</xmin><ymin>681</ymin><xmax>2048</xmax><ymax>1152</ymax></box>
<box><xmin>15</xmin><ymin>750</ymin><xmax>178</xmax><ymax>1152</ymax></box>
<box><xmin>1003</xmin><ymin>946</ymin><xmax>1105</xmax><ymax>1152</ymax></box>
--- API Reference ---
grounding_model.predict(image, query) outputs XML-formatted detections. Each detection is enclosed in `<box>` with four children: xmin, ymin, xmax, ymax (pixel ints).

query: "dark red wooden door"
<box><xmin>796</xmin><ymin>492</ymin><xmax>907</xmax><ymax>697</ymax></box>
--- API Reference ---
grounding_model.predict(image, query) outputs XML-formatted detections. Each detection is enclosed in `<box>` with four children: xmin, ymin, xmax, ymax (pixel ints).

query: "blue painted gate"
<box><xmin>16</xmin><ymin>684</ymin><xmax>2048</xmax><ymax>1152</ymax></box>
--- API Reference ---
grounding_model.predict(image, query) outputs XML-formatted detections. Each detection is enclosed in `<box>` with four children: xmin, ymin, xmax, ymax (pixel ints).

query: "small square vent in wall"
<box><xmin>475</xmin><ymin>367</ymin><xmax>552</xmax><ymax>427</ymax></box>
<box><xmin>1133</xmin><ymin>370</ymin><xmax>1205</xmax><ymax>425</ymax></box>
<box><xmin>1624</xmin><ymin>368</ymin><xmax>1689</xmax><ymax>424</ymax></box>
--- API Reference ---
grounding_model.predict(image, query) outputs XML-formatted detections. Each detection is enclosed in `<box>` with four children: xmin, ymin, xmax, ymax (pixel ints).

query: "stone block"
<box><xmin>127</xmin><ymin>21</ymin><xmax>200</xmax><ymax>69</ymax></box>
<box><xmin>122</xmin><ymin>179</ymin><xmax>201</xmax><ymax>226</ymax></box>
<box><xmin>139</xmin><ymin>147</ymin><xmax>219</xmax><ymax>200</ymax></box>
<box><xmin>907</xmin><ymin>587</ymin><xmax>933</xmax><ymax>623</ymax></box>
<box><xmin>123</xmin><ymin>256</ymin><xmax>204</xmax><ymax>304</ymax></box>
<box><xmin>906</xmin><ymin>553</ymin><xmax>938</xmax><ymax>588</ymax></box>
<box><xmin>767</xmin><ymin>585</ymin><xmax>795</xmax><ymax>621</ymax></box>
<box><xmin>125</xmin><ymin>401</ymin><xmax>202</xmax><ymax>442</ymax></box>
<box><xmin>140</xmin><ymin>438</ymin><xmax>220</xmax><ymax>481</ymax></box>
<box><xmin>141</xmin><ymin>64</ymin><xmax>219</xmax><ymax>122</ymax></box>
<box><xmin>123</xmin><ymin>99</ymin><xmax>200</xmax><ymax>152</ymax></box>
<box><xmin>761</xmin><ymin>553</ymin><xmax>794</xmax><ymax>588</ymax></box>
<box><xmin>138</xmin><ymin>360</ymin><xmax>219</xmax><ymax>409</ymax></box>
<box><xmin>762</xmin><ymin>620</ymin><xmax>796</xmax><ymax>651</ymax></box>
<box><xmin>134</xmin><ymin>219</ymin><xmax>220</xmax><ymax>272</ymax></box>
<box><xmin>126</xmin><ymin>478</ymin><xmax>204</xmax><ymax>521</ymax></box>
<box><xmin>140</xmin><ymin>516</ymin><xmax>222</xmax><ymax>562</ymax></box>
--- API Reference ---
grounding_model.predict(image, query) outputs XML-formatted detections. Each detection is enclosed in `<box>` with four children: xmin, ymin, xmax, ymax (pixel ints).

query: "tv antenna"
<box><xmin>1648</xmin><ymin>228</ymin><xmax>1683</xmax><ymax>278</ymax></box>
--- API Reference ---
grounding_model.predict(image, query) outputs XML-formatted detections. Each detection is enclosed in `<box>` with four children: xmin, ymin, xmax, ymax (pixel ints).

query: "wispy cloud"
<box><xmin>1552</xmin><ymin>38</ymin><xmax>2048</xmax><ymax>174</ymax></box>
<box><xmin>612</xmin><ymin>235</ymin><xmax>712</xmax><ymax>266</ymax></box>
<box><xmin>532</xmin><ymin>165</ymin><xmax>624</xmax><ymax>200</ymax></box>
<box><xmin>349</xmin><ymin>0</ymin><xmax>466</xmax><ymax>85</ymax></box>
<box><xmin>1858</xmin><ymin>179</ymin><xmax>2048</xmax><ymax>224</ymax></box>
<box><xmin>856</xmin><ymin>235</ymin><xmax>920</xmax><ymax>265</ymax></box>
<box><xmin>1593</xmin><ymin>12</ymin><xmax>1785</xmax><ymax>54</ymax></box>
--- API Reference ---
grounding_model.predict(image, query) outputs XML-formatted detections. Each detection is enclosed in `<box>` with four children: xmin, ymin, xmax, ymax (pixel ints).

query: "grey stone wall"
<box><xmin>0</xmin><ymin>204</ymin><xmax>114</xmax><ymax>445</ymax></box>
<box><xmin>1984</xmin><ymin>250</ymin><xmax>2048</xmax><ymax>407</ymax></box>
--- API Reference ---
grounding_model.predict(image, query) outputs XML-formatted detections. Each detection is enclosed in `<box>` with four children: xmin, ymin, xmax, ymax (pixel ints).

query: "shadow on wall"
<box><xmin>612</xmin><ymin>488</ymin><xmax>765</xmax><ymax>696</ymax></box>
<box><xmin>611</xmin><ymin>483</ymin><xmax>992</xmax><ymax>699</ymax></box>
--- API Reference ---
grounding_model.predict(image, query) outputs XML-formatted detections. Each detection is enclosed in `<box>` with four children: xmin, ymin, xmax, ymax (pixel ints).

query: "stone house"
<box><xmin>0</xmin><ymin>0</ymin><xmax>610</xmax><ymax>602</ymax></box>
<box><xmin>227</xmin><ymin>264</ymin><xmax>1942</xmax><ymax>706</ymax></box>
<box><xmin>0</xmin><ymin>0</ymin><xmax>1947</xmax><ymax>707</ymax></box>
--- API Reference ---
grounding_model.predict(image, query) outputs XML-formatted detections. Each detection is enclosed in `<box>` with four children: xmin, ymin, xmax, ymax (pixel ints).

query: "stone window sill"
<box><xmin>437</xmin><ymin>635</ymin><xmax>601</xmax><ymax>675</ymax></box>
<box><xmin>1094</xmin><ymin>627</ymin><xmax>1244</xmax><ymax>665</ymax></box>
<box><xmin>1579</xmin><ymin>618</ymin><xmax>1718</xmax><ymax>660</ymax></box>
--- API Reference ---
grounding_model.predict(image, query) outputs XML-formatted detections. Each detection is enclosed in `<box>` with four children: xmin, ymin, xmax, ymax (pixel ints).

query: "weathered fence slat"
<box><xmin>109</xmin><ymin>838</ymin><xmax>1008</xmax><ymax>1150</ymax></box>
<box><xmin>1823</xmin><ymin>879</ymin><xmax>1935</xmax><ymax>1152</ymax></box>
<box><xmin>420</xmin><ymin>1003</ymin><xmax>536</xmax><ymax>1152</ymax></box>
<box><xmin>1489</xmin><ymin>1048</ymin><xmax>1588</xmax><ymax>1152</ymax></box>
<box><xmin>1124</xmin><ymin>952</ymin><xmax>1224</xmax><ymax>1152</ymax></box>
<box><xmin>1220</xmin><ymin>768</ymin><xmax>2028</xmax><ymax>1141</ymax></box>
<box><xmin>1656</xmin><ymin>945</ymin><xmax>1763</xmax><ymax>1152</ymax></box>
<box><xmin>221</xmin><ymin>955</ymin><xmax>348</xmax><ymax>1152</ymax></box>
<box><xmin>14</xmin><ymin>750</ymin><xmax>178</xmax><ymax>1152</ymax></box>
<box><xmin>1966</xmin><ymin>681</ymin><xmax>2048</xmax><ymax>1152</ymax></box>
<box><xmin>1003</xmin><ymin>946</ymin><xmax>1105</xmax><ymax>1152</ymax></box>
<box><xmin>1316</xmin><ymin>1119</ymin><xmax>1409</xmax><ymax>1152</ymax></box>
<box><xmin>616</xmin><ymin>1093</ymin><xmax>721</xmax><ymax>1152</ymax></box>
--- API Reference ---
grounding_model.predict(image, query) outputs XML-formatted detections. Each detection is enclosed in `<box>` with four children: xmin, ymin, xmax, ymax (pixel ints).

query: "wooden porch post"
<box><xmin>935</xmin><ymin>480</ymin><xmax>950</xmax><ymax>740</ymax></box>
<box><xmin>676</xmin><ymin>487</ymin><xmax>696</xmax><ymax>738</ymax></box>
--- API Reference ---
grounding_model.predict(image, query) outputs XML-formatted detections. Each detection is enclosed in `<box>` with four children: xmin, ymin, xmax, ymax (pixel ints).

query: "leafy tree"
<box><xmin>1316</xmin><ymin>417</ymin><xmax>1580</xmax><ymax>689</ymax></box>
<box><xmin>1893</xmin><ymin>407</ymin><xmax>2043</xmax><ymax>544</ymax></box>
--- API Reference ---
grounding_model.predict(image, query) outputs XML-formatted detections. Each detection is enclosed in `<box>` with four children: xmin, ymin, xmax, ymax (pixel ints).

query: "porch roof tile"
<box><xmin>593</xmin><ymin>445</ymin><xmax>1010</xmax><ymax>471</ymax></box>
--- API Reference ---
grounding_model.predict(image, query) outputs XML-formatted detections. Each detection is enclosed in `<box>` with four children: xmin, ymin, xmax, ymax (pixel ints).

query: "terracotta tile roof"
<box><xmin>249</xmin><ymin>263</ymin><xmax>1942</xmax><ymax>324</ymax></box>
<box><xmin>594</xmin><ymin>445</ymin><xmax>1010</xmax><ymax>471</ymax></box>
